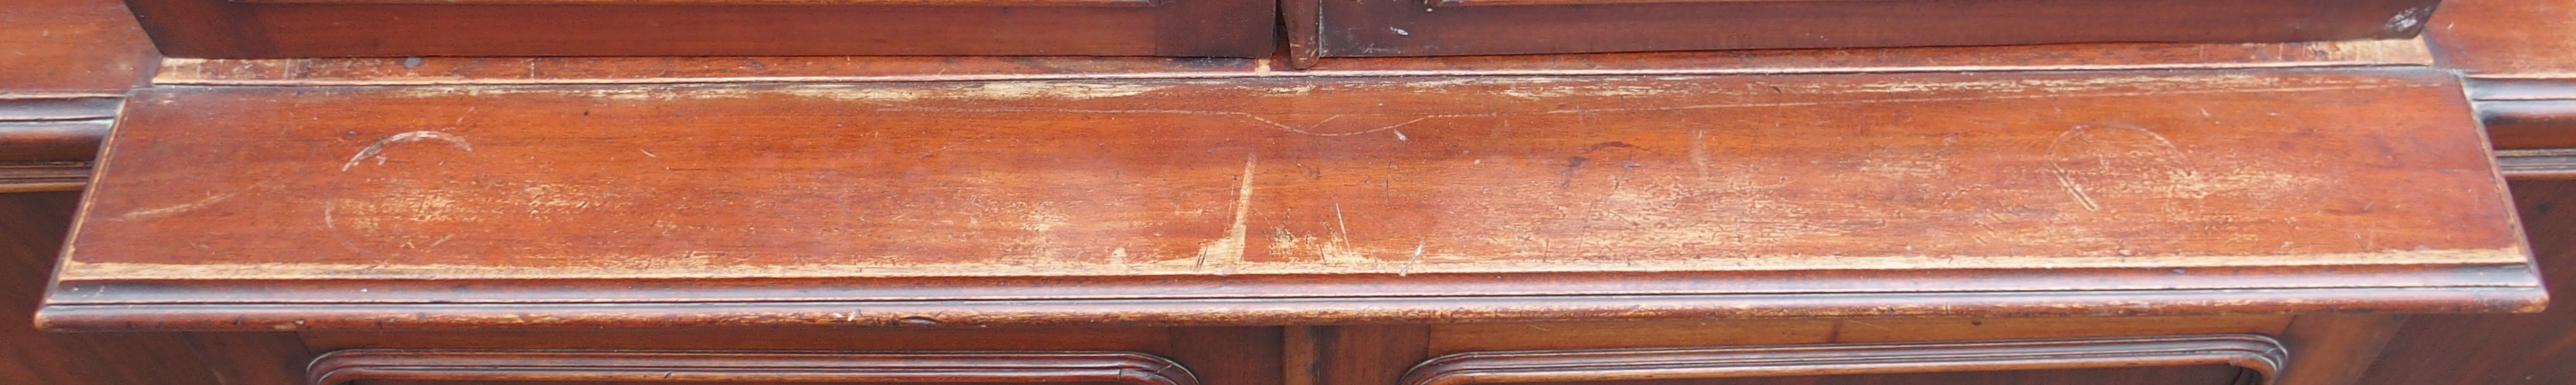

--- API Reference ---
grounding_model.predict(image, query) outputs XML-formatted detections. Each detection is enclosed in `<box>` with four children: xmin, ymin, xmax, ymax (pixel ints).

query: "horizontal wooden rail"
<box><xmin>229</xmin><ymin>0</ymin><xmax>1160</xmax><ymax>6</ymax></box>
<box><xmin>1399</xmin><ymin>335</ymin><xmax>2286</xmax><ymax>385</ymax></box>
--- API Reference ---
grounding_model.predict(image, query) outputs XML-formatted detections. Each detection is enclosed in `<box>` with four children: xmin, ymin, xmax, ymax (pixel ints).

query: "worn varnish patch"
<box><xmin>64</xmin><ymin>69</ymin><xmax>2522</xmax><ymax>281</ymax></box>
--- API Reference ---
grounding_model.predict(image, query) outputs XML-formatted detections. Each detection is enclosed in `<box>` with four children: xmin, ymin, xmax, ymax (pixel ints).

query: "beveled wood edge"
<box><xmin>1396</xmin><ymin>335</ymin><xmax>2286</xmax><ymax>385</ymax></box>
<box><xmin>150</xmin><ymin>55</ymin><xmax>2433</xmax><ymax>87</ymax></box>
<box><xmin>229</xmin><ymin>0</ymin><xmax>1160</xmax><ymax>6</ymax></box>
<box><xmin>42</xmin><ymin>263</ymin><xmax>2545</xmax><ymax>305</ymax></box>
<box><xmin>306</xmin><ymin>350</ymin><xmax>1198</xmax><ymax>385</ymax></box>
<box><xmin>33</xmin><ymin>286</ymin><xmax>2548</xmax><ymax>331</ymax></box>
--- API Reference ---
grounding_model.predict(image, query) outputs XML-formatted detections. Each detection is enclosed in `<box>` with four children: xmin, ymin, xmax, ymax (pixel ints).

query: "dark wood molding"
<box><xmin>306</xmin><ymin>350</ymin><xmax>1200</xmax><ymax>385</ymax></box>
<box><xmin>1397</xmin><ymin>335</ymin><xmax>2287</xmax><ymax>385</ymax></box>
<box><xmin>1321</xmin><ymin>0</ymin><xmax>2435</xmax><ymax>57</ymax></box>
<box><xmin>2273</xmin><ymin>314</ymin><xmax>2408</xmax><ymax>385</ymax></box>
<box><xmin>2496</xmin><ymin>149</ymin><xmax>2576</xmax><ymax>179</ymax></box>
<box><xmin>1281</xmin><ymin>0</ymin><xmax>1319</xmax><ymax>69</ymax></box>
<box><xmin>0</xmin><ymin>96</ymin><xmax>115</xmax><ymax>192</ymax></box>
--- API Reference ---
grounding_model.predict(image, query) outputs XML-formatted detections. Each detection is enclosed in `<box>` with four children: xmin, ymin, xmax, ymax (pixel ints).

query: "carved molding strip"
<box><xmin>2497</xmin><ymin>148</ymin><xmax>2576</xmax><ymax>179</ymax></box>
<box><xmin>1399</xmin><ymin>335</ymin><xmax>2286</xmax><ymax>385</ymax></box>
<box><xmin>307</xmin><ymin>350</ymin><xmax>1199</xmax><ymax>385</ymax></box>
<box><xmin>0</xmin><ymin>96</ymin><xmax>115</xmax><ymax>192</ymax></box>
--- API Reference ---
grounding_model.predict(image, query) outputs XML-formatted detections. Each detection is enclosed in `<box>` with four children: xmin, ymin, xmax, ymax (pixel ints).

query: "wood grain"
<box><xmin>123</xmin><ymin>0</ymin><xmax>1274</xmax><ymax>58</ymax></box>
<box><xmin>1321</xmin><ymin>0</ymin><xmax>2438</xmax><ymax>57</ymax></box>
<box><xmin>0</xmin><ymin>96</ymin><xmax>115</xmax><ymax>191</ymax></box>
<box><xmin>2272</xmin><ymin>314</ymin><xmax>2407</xmax><ymax>385</ymax></box>
<box><xmin>238</xmin><ymin>0</ymin><xmax>1157</xmax><ymax>5</ymax></box>
<box><xmin>2354</xmin><ymin>180</ymin><xmax>2576</xmax><ymax>385</ymax></box>
<box><xmin>306</xmin><ymin>350</ymin><xmax>1199</xmax><ymax>385</ymax></box>
<box><xmin>0</xmin><ymin>96</ymin><xmax>116</xmax><ymax>162</ymax></box>
<box><xmin>2423</xmin><ymin>0</ymin><xmax>2576</xmax><ymax>78</ymax></box>
<box><xmin>1397</xmin><ymin>335</ymin><xmax>2286</xmax><ymax>385</ymax></box>
<box><xmin>0</xmin><ymin>0</ymin><xmax>156</xmax><ymax>94</ymax></box>
<box><xmin>0</xmin><ymin>191</ymin><xmax>313</xmax><ymax>385</ymax></box>
<box><xmin>1424</xmin><ymin>316</ymin><xmax>2292</xmax><ymax>355</ymax></box>
<box><xmin>40</xmin><ymin>68</ymin><xmax>2542</xmax><ymax>330</ymax></box>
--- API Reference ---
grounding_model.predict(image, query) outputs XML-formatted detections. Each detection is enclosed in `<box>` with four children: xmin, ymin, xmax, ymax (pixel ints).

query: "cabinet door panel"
<box><xmin>1314</xmin><ymin>0</ymin><xmax>2438</xmax><ymax>57</ymax></box>
<box><xmin>127</xmin><ymin>0</ymin><xmax>1275</xmax><ymax>57</ymax></box>
<box><xmin>309</xmin><ymin>350</ymin><xmax>1199</xmax><ymax>385</ymax></box>
<box><xmin>1399</xmin><ymin>335</ymin><xmax>2284</xmax><ymax>385</ymax></box>
<box><xmin>1495</xmin><ymin>366</ymin><xmax>2253</xmax><ymax>385</ymax></box>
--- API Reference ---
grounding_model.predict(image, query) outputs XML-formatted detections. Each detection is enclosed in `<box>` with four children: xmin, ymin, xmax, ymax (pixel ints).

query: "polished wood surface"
<box><xmin>307</xmin><ymin>350</ymin><xmax>1197</xmax><ymax>385</ymax></box>
<box><xmin>1397</xmin><ymin>335</ymin><xmax>2284</xmax><ymax>385</ymax></box>
<box><xmin>0</xmin><ymin>191</ymin><xmax>312</xmax><ymax>385</ymax></box>
<box><xmin>38</xmin><ymin>67</ymin><xmax>2541</xmax><ymax>330</ymax></box>
<box><xmin>0</xmin><ymin>0</ymin><xmax>155</xmax><ymax>94</ymax></box>
<box><xmin>3</xmin><ymin>0</ymin><xmax>2569</xmax><ymax>383</ymax></box>
<box><xmin>2424</xmin><ymin>0</ymin><xmax>2576</xmax><ymax>77</ymax></box>
<box><xmin>123</xmin><ymin>0</ymin><xmax>1274</xmax><ymax>58</ymax></box>
<box><xmin>1318</xmin><ymin>0</ymin><xmax>2437</xmax><ymax>57</ymax></box>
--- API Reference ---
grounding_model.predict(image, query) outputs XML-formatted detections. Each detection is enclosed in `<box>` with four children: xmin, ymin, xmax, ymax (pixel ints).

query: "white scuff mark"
<box><xmin>112</xmin><ymin>191</ymin><xmax>241</xmax><ymax>221</ymax></box>
<box><xmin>2386</xmin><ymin>6</ymin><xmax>2431</xmax><ymax>33</ymax></box>
<box><xmin>1195</xmin><ymin>152</ymin><xmax>1257</xmax><ymax>272</ymax></box>
<box><xmin>343</xmin><ymin>130</ymin><xmax>473</xmax><ymax>172</ymax></box>
<box><xmin>1246</xmin><ymin>115</ymin><xmax>1434</xmax><ymax>137</ymax></box>
<box><xmin>1402</xmin><ymin>240</ymin><xmax>1425</xmax><ymax>276</ymax></box>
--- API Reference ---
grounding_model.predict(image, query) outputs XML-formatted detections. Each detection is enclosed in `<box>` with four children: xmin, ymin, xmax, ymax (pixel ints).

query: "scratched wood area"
<box><xmin>60</xmin><ymin>68</ymin><xmax>2521</xmax><ymax>283</ymax></box>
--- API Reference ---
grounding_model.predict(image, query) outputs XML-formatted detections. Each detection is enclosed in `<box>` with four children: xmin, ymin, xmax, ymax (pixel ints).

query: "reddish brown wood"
<box><xmin>0</xmin><ymin>96</ymin><xmax>114</xmax><ymax>191</ymax></box>
<box><xmin>0</xmin><ymin>191</ymin><xmax>313</xmax><ymax>385</ymax></box>
<box><xmin>1320</xmin><ymin>0</ymin><xmax>2437</xmax><ymax>57</ymax></box>
<box><xmin>2477</xmin><ymin>100</ymin><xmax>2576</xmax><ymax>151</ymax></box>
<box><xmin>0</xmin><ymin>96</ymin><xmax>116</xmax><ymax>162</ymax></box>
<box><xmin>2271</xmin><ymin>315</ymin><xmax>2407</xmax><ymax>385</ymax></box>
<box><xmin>1282</xmin><ymin>0</ymin><xmax>1320</xmax><ymax>69</ymax></box>
<box><xmin>305</xmin><ymin>350</ymin><xmax>1199</xmax><ymax>385</ymax></box>
<box><xmin>148</xmin><ymin>40</ymin><xmax>2431</xmax><ymax>87</ymax></box>
<box><xmin>1397</xmin><ymin>335</ymin><xmax>2286</xmax><ymax>385</ymax></box>
<box><xmin>2423</xmin><ymin>0</ymin><xmax>2576</xmax><ymax>77</ymax></box>
<box><xmin>38</xmin><ymin>68</ymin><xmax>2541</xmax><ymax>330</ymax></box>
<box><xmin>1304</xmin><ymin>325</ymin><xmax>1430</xmax><ymax>385</ymax></box>
<box><xmin>2354</xmin><ymin>180</ymin><xmax>2576</xmax><ymax>385</ymax></box>
<box><xmin>1424</xmin><ymin>316</ymin><xmax>2295</xmax><ymax>355</ymax></box>
<box><xmin>245</xmin><ymin>0</ymin><xmax>1155</xmax><ymax>5</ymax></box>
<box><xmin>0</xmin><ymin>0</ymin><xmax>156</xmax><ymax>93</ymax></box>
<box><xmin>122</xmin><ymin>0</ymin><xmax>1273</xmax><ymax>58</ymax></box>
